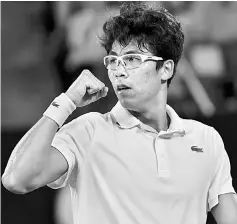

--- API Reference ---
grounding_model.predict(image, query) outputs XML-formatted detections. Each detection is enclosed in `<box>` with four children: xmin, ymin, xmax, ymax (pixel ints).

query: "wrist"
<box><xmin>65</xmin><ymin>91</ymin><xmax>76</xmax><ymax>105</ymax></box>
<box><xmin>43</xmin><ymin>93</ymin><xmax>76</xmax><ymax>127</ymax></box>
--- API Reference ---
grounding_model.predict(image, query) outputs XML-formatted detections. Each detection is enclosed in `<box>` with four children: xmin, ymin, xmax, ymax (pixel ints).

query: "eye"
<box><xmin>123</xmin><ymin>55</ymin><xmax>142</xmax><ymax>65</ymax></box>
<box><xmin>109</xmin><ymin>57</ymin><xmax>117</xmax><ymax>64</ymax></box>
<box><xmin>126</xmin><ymin>55</ymin><xmax>140</xmax><ymax>62</ymax></box>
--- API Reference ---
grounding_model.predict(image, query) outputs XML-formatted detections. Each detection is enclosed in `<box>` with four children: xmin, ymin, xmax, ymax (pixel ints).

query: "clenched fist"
<box><xmin>65</xmin><ymin>69</ymin><xmax>108</xmax><ymax>107</ymax></box>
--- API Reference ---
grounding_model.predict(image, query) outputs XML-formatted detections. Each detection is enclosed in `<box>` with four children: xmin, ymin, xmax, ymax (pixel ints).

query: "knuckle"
<box><xmin>83</xmin><ymin>69</ymin><xmax>93</xmax><ymax>77</ymax></box>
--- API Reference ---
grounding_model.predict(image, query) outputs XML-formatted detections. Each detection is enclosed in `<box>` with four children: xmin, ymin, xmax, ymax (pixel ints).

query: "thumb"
<box><xmin>100</xmin><ymin>87</ymin><xmax>109</xmax><ymax>97</ymax></box>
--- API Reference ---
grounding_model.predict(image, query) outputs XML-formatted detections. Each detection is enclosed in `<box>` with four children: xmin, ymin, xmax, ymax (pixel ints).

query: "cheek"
<box><xmin>134</xmin><ymin>70</ymin><xmax>158</xmax><ymax>96</ymax></box>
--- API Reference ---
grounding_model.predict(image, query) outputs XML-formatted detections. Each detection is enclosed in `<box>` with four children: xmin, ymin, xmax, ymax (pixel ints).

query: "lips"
<box><xmin>116</xmin><ymin>84</ymin><xmax>131</xmax><ymax>91</ymax></box>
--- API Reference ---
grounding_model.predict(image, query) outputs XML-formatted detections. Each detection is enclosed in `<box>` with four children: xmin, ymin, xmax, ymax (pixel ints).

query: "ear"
<box><xmin>161</xmin><ymin>60</ymin><xmax>174</xmax><ymax>82</ymax></box>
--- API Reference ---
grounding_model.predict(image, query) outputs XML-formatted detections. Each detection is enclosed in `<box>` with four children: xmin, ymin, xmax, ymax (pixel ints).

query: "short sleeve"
<box><xmin>208</xmin><ymin>129</ymin><xmax>236</xmax><ymax>211</ymax></box>
<box><xmin>47</xmin><ymin>113</ymin><xmax>96</xmax><ymax>189</ymax></box>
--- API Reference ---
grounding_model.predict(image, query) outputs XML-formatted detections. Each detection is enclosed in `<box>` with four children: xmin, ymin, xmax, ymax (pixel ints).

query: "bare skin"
<box><xmin>2</xmin><ymin>69</ymin><xmax>108</xmax><ymax>193</ymax></box>
<box><xmin>108</xmin><ymin>41</ymin><xmax>174</xmax><ymax>131</ymax></box>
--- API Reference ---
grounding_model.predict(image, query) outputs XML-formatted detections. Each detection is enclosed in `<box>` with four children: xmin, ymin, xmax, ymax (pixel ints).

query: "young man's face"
<box><xmin>107</xmin><ymin>41</ymin><xmax>164</xmax><ymax>111</ymax></box>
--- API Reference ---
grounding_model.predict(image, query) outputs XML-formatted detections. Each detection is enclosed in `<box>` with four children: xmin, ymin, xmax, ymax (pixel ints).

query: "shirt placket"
<box><xmin>154</xmin><ymin>132</ymin><xmax>170</xmax><ymax>178</ymax></box>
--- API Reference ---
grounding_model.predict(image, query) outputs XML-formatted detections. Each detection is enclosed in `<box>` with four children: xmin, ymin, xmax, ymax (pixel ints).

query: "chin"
<box><xmin>118</xmin><ymin>97</ymin><xmax>140</xmax><ymax>111</ymax></box>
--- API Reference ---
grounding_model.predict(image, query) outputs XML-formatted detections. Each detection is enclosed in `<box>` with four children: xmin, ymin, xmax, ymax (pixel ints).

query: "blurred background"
<box><xmin>1</xmin><ymin>1</ymin><xmax>237</xmax><ymax>224</ymax></box>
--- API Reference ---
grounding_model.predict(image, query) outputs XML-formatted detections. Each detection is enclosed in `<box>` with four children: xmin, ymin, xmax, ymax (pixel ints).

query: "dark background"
<box><xmin>1</xmin><ymin>2</ymin><xmax>237</xmax><ymax>224</ymax></box>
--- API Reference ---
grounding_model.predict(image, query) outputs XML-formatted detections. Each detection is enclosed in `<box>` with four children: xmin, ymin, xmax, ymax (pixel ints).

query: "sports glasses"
<box><xmin>103</xmin><ymin>54</ymin><xmax>163</xmax><ymax>70</ymax></box>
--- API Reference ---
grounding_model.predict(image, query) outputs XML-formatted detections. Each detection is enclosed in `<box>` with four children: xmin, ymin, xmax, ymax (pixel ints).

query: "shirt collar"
<box><xmin>110</xmin><ymin>102</ymin><xmax>186</xmax><ymax>137</ymax></box>
<box><xmin>110</xmin><ymin>101</ymin><xmax>140</xmax><ymax>129</ymax></box>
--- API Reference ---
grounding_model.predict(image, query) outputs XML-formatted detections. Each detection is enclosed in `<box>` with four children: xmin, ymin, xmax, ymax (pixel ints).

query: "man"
<box><xmin>2</xmin><ymin>2</ymin><xmax>237</xmax><ymax>224</ymax></box>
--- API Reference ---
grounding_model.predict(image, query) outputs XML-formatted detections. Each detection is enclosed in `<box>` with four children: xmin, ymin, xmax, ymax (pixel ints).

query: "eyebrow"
<box><xmin>108</xmin><ymin>51</ymin><xmax>118</xmax><ymax>56</ymax></box>
<box><xmin>108</xmin><ymin>50</ymin><xmax>144</xmax><ymax>56</ymax></box>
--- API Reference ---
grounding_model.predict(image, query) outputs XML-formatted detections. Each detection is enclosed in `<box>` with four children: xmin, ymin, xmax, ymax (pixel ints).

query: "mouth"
<box><xmin>116</xmin><ymin>84</ymin><xmax>132</xmax><ymax>92</ymax></box>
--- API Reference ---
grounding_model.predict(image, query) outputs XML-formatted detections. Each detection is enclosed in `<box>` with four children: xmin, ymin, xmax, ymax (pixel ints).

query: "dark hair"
<box><xmin>100</xmin><ymin>2</ymin><xmax>184</xmax><ymax>86</ymax></box>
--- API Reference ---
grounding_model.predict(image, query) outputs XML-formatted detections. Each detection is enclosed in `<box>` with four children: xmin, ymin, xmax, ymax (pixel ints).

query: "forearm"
<box><xmin>2</xmin><ymin>116</ymin><xmax>59</xmax><ymax>192</ymax></box>
<box><xmin>212</xmin><ymin>194</ymin><xmax>237</xmax><ymax>224</ymax></box>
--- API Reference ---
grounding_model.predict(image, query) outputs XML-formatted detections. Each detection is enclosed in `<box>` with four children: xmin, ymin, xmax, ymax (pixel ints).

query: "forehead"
<box><xmin>110</xmin><ymin>40</ymin><xmax>151</xmax><ymax>55</ymax></box>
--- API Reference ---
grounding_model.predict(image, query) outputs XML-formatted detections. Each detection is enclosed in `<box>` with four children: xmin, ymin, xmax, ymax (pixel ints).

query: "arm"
<box><xmin>211</xmin><ymin>193</ymin><xmax>237</xmax><ymax>224</ymax></box>
<box><xmin>2</xmin><ymin>69</ymin><xmax>108</xmax><ymax>194</ymax></box>
<box><xmin>208</xmin><ymin>128</ymin><xmax>237</xmax><ymax>223</ymax></box>
<box><xmin>2</xmin><ymin>117</ymin><xmax>68</xmax><ymax>194</ymax></box>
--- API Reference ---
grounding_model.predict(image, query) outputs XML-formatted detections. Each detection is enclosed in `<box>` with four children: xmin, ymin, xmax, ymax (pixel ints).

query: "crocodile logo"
<box><xmin>52</xmin><ymin>102</ymin><xmax>59</xmax><ymax>108</ymax></box>
<box><xmin>191</xmin><ymin>146</ymin><xmax>203</xmax><ymax>152</ymax></box>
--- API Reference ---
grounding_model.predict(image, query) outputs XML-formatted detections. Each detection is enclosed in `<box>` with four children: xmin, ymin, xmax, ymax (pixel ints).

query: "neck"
<box><xmin>129</xmin><ymin>88</ymin><xmax>169</xmax><ymax>132</ymax></box>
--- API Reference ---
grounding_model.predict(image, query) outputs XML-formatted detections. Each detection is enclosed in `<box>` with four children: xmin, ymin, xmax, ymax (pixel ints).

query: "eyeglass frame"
<box><xmin>103</xmin><ymin>53</ymin><xmax>164</xmax><ymax>70</ymax></box>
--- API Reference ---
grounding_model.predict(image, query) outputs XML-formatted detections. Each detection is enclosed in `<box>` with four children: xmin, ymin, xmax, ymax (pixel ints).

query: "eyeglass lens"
<box><xmin>105</xmin><ymin>55</ymin><xmax>143</xmax><ymax>70</ymax></box>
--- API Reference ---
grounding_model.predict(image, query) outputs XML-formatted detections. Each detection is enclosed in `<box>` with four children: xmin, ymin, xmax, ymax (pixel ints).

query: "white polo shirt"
<box><xmin>48</xmin><ymin>102</ymin><xmax>236</xmax><ymax>224</ymax></box>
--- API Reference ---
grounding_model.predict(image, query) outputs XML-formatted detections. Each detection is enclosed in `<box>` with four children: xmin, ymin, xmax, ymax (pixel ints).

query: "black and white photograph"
<box><xmin>1</xmin><ymin>1</ymin><xmax>237</xmax><ymax>224</ymax></box>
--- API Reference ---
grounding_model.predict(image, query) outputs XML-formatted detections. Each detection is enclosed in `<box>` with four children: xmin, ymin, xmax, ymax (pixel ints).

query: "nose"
<box><xmin>114</xmin><ymin>69</ymin><xmax>128</xmax><ymax>78</ymax></box>
<box><xmin>116</xmin><ymin>59</ymin><xmax>126</xmax><ymax>69</ymax></box>
<box><xmin>114</xmin><ymin>60</ymin><xmax>128</xmax><ymax>78</ymax></box>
